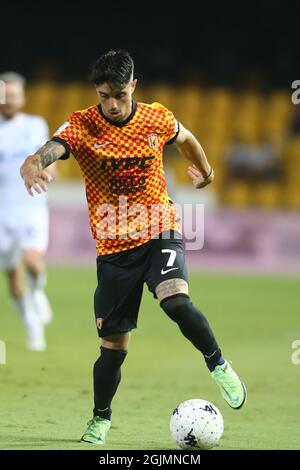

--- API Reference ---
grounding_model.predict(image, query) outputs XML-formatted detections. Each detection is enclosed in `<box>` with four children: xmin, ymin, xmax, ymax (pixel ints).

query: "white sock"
<box><xmin>12</xmin><ymin>293</ymin><xmax>38</xmax><ymax>328</ymax></box>
<box><xmin>12</xmin><ymin>293</ymin><xmax>46</xmax><ymax>351</ymax></box>
<box><xmin>27</xmin><ymin>271</ymin><xmax>47</xmax><ymax>291</ymax></box>
<box><xmin>26</xmin><ymin>271</ymin><xmax>52</xmax><ymax>325</ymax></box>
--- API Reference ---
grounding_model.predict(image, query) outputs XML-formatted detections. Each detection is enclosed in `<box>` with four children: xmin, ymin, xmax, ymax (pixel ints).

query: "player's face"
<box><xmin>96</xmin><ymin>80</ymin><xmax>137</xmax><ymax>122</ymax></box>
<box><xmin>0</xmin><ymin>81</ymin><xmax>25</xmax><ymax>118</ymax></box>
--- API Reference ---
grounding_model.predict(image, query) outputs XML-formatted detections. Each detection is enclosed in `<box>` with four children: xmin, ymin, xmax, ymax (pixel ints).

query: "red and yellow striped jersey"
<box><xmin>52</xmin><ymin>101</ymin><xmax>181</xmax><ymax>255</ymax></box>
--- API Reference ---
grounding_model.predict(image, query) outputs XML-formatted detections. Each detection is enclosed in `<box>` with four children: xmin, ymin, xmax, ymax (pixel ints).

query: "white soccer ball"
<box><xmin>170</xmin><ymin>399</ymin><xmax>224</xmax><ymax>450</ymax></box>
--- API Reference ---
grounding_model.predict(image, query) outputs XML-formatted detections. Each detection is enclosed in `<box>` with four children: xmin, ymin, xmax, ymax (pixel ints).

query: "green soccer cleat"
<box><xmin>211</xmin><ymin>360</ymin><xmax>247</xmax><ymax>409</ymax></box>
<box><xmin>81</xmin><ymin>416</ymin><xmax>111</xmax><ymax>444</ymax></box>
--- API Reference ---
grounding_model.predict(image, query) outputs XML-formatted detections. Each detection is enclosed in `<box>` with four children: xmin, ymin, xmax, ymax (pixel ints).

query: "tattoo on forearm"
<box><xmin>36</xmin><ymin>141</ymin><xmax>65</xmax><ymax>168</ymax></box>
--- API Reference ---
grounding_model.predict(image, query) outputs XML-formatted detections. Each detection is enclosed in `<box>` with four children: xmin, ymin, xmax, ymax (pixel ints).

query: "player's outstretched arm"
<box><xmin>175</xmin><ymin>125</ymin><xmax>214</xmax><ymax>189</ymax></box>
<box><xmin>20</xmin><ymin>141</ymin><xmax>66</xmax><ymax>196</ymax></box>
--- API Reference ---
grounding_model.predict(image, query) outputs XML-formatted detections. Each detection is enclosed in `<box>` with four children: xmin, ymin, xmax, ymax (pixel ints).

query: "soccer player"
<box><xmin>20</xmin><ymin>50</ymin><xmax>246</xmax><ymax>443</ymax></box>
<box><xmin>0</xmin><ymin>72</ymin><xmax>53</xmax><ymax>351</ymax></box>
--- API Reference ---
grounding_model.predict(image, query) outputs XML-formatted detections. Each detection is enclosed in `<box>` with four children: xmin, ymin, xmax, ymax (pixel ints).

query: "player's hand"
<box><xmin>96</xmin><ymin>318</ymin><xmax>103</xmax><ymax>330</ymax></box>
<box><xmin>187</xmin><ymin>164</ymin><xmax>214</xmax><ymax>189</ymax></box>
<box><xmin>20</xmin><ymin>155</ymin><xmax>53</xmax><ymax>196</ymax></box>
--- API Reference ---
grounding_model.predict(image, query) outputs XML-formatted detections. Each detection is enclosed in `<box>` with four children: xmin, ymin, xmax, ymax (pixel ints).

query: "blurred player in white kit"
<box><xmin>0</xmin><ymin>72</ymin><xmax>54</xmax><ymax>351</ymax></box>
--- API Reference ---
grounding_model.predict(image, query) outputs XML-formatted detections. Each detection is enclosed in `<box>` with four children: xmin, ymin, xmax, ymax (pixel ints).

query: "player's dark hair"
<box><xmin>89</xmin><ymin>50</ymin><xmax>134</xmax><ymax>87</ymax></box>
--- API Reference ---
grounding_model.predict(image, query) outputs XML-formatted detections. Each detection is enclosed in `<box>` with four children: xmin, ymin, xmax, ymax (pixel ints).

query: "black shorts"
<box><xmin>94</xmin><ymin>231</ymin><xmax>188</xmax><ymax>337</ymax></box>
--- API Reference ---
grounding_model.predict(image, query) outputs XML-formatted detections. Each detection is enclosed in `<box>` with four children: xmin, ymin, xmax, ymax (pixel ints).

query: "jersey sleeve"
<box><xmin>152</xmin><ymin>102</ymin><xmax>180</xmax><ymax>145</ymax></box>
<box><xmin>51</xmin><ymin>112</ymin><xmax>84</xmax><ymax>159</ymax></box>
<box><xmin>165</xmin><ymin>110</ymin><xmax>180</xmax><ymax>145</ymax></box>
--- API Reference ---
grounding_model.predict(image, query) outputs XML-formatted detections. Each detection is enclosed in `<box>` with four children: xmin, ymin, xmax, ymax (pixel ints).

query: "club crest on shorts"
<box><xmin>147</xmin><ymin>133</ymin><xmax>159</xmax><ymax>150</ymax></box>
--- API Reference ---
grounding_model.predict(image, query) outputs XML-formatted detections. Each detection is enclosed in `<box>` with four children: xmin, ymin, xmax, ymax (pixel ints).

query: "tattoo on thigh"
<box><xmin>155</xmin><ymin>278</ymin><xmax>188</xmax><ymax>301</ymax></box>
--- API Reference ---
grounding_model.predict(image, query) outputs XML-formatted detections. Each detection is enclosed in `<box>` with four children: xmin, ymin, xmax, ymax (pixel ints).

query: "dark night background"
<box><xmin>1</xmin><ymin>1</ymin><xmax>299</xmax><ymax>87</ymax></box>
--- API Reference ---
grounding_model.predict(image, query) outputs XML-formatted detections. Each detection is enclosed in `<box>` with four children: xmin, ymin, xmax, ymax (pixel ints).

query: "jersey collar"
<box><xmin>97</xmin><ymin>101</ymin><xmax>137</xmax><ymax>127</ymax></box>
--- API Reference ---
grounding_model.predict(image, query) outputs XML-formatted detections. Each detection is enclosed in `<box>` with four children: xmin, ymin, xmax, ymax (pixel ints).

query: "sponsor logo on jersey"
<box><xmin>99</xmin><ymin>156</ymin><xmax>154</xmax><ymax>171</ymax></box>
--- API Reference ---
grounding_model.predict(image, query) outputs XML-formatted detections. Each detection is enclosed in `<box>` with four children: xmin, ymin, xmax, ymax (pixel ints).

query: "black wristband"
<box><xmin>203</xmin><ymin>167</ymin><xmax>213</xmax><ymax>179</ymax></box>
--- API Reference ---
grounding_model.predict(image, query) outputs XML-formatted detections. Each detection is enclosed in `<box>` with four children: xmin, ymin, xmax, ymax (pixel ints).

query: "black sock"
<box><xmin>161</xmin><ymin>294</ymin><xmax>223</xmax><ymax>371</ymax></box>
<box><xmin>93</xmin><ymin>346</ymin><xmax>127</xmax><ymax>420</ymax></box>
<box><xmin>205</xmin><ymin>354</ymin><xmax>225</xmax><ymax>372</ymax></box>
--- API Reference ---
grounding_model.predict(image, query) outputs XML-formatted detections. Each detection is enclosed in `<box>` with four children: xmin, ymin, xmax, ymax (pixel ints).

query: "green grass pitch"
<box><xmin>0</xmin><ymin>267</ymin><xmax>299</xmax><ymax>450</ymax></box>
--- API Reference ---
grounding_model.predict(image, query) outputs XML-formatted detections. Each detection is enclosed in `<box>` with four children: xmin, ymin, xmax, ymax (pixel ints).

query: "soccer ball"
<box><xmin>170</xmin><ymin>399</ymin><xmax>224</xmax><ymax>450</ymax></box>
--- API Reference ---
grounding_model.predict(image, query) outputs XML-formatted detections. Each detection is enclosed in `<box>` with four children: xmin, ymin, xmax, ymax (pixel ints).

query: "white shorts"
<box><xmin>0</xmin><ymin>207</ymin><xmax>49</xmax><ymax>270</ymax></box>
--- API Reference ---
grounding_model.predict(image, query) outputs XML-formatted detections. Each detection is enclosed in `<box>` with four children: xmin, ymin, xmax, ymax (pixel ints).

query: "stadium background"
<box><xmin>0</xmin><ymin>1</ymin><xmax>299</xmax><ymax>450</ymax></box>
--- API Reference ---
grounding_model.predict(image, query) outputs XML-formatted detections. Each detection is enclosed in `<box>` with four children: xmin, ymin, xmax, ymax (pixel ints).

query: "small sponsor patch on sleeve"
<box><xmin>54</xmin><ymin>121</ymin><xmax>69</xmax><ymax>135</ymax></box>
<box><xmin>174</xmin><ymin>120</ymin><xmax>179</xmax><ymax>134</ymax></box>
